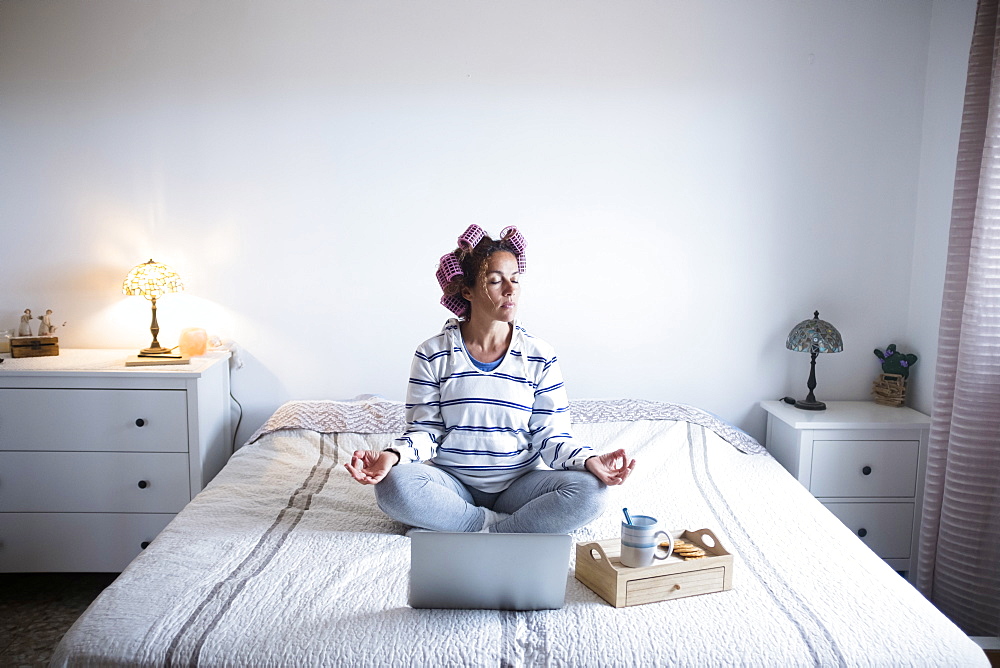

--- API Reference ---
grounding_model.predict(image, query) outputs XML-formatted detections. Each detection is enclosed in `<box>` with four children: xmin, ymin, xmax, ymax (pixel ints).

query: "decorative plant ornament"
<box><xmin>872</xmin><ymin>344</ymin><xmax>918</xmax><ymax>407</ymax></box>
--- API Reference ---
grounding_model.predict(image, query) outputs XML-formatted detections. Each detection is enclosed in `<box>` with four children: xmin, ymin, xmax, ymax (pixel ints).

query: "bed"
<box><xmin>52</xmin><ymin>398</ymin><xmax>987</xmax><ymax>667</ymax></box>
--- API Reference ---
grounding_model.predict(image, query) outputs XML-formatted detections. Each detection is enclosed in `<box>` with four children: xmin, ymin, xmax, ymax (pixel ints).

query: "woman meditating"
<box><xmin>345</xmin><ymin>225</ymin><xmax>635</xmax><ymax>533</ymax></box>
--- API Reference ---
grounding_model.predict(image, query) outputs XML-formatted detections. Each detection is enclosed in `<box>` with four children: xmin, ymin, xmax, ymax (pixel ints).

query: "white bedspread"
<box><xmin>52</xmin><ymin>400</ymin><xmax>986</xmax><ymax>667</ymax></box>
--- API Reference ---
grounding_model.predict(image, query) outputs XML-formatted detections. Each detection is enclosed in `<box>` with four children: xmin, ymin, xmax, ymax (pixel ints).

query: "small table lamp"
<box><xmin>785</xmin><ymin>310</ymin><xmax>843</xmax><ymax>410</ymax></box>
<box><xmin>122</xmin><ymin>259</ymin><xmax>184</xmax><ymax>355</ymax></box>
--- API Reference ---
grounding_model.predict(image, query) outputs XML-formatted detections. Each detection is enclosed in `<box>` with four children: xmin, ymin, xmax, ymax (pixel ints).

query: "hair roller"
<box><xmin>440</xmin><ymin>293</ymin><xmax>468</xmax><ymax>317</ymax></box>
<box><xmin>457</xmin><ymin>224</ymin><xmax>487</xmax><ymax>251</ymax></box>
<box><xmin>435</xmin><ymin>252</ymin><xmax>463</xmax><ymax>291</ymax></box>
<box><xmin>500</xmin><ymin>226</ymin><xmax>527</xmax><ymax>273</ymax></box>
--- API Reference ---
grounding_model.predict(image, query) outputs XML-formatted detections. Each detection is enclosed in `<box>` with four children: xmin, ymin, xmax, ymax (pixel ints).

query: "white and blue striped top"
<box><xmin>392</xmin><ymin>319</ymin><xmax>594</xmax><ymax>492</ymax></box>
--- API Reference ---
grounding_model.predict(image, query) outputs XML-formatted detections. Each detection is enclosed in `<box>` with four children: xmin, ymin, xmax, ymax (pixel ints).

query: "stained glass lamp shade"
<box><xmin>122</xmin><ymin>259</ymin><xmax>184</xmax><ymax>355</ymax></box>
<box><xmin>785</xmin><ymin>310</ymin><xmax>844</xmax><ymax>410</ymax></box>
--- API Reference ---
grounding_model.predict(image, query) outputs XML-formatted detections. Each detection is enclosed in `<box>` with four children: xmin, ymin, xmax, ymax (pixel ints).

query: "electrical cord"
<box><xmin>230</xmin><ymin>391</ymin><xmax>244</xmax><ymax>452</ymax></box>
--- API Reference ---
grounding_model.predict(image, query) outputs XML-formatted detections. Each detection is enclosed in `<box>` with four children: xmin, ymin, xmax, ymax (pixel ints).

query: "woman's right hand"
<box><xmin>344</xmin><ymin>449</ymin><xmax>399</xmax><ymax>485</ymax></box>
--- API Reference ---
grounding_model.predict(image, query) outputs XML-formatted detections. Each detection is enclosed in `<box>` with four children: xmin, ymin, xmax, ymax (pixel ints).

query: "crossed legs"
<box><xmin>374</xmin><ymin>463</ymin><xmax>608</xmax><ymax>533</ymax></box>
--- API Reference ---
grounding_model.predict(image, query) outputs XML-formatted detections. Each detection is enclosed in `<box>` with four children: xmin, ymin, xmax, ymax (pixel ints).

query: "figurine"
<box><xmin>17</xmin><ymin>309</ymin><xmax>33</xmax><ymax>336</ymax></box>
<box><xmin>37</xmin><ymin>309</ymin><xmax>56</xmax><ymax>336</ymax></box>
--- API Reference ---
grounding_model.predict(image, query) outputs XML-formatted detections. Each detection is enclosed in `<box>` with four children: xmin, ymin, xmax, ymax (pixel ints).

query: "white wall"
<box><xmin>0</xmin><ymin>0</ymin><xmax>976</xmax><ymax>445</ymax></box>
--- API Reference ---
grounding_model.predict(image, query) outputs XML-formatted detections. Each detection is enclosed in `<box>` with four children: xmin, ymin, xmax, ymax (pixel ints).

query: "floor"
<box><xmin>974</xmin><ymin>637</ymin><xmax>1000</xmax><ymax>668</ymax></box>
<box><xmin>0</xmin><ymin>573</ymin><xmax>118</xmax><ymax>667</ymax></box>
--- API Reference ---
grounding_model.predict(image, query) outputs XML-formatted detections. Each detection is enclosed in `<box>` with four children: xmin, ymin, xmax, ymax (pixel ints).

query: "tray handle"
<box><xmin>685</xmin><ymin>528</ymin><xmax>727</xmax><ymax>555</ymax></box>
<box><xmin>578</xmin><ymin>541</ymin><xmax>617</xmax><ymax>574</ymax></box>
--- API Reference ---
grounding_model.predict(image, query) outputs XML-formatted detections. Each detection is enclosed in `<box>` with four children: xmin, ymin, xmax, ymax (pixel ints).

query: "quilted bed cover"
<box><xmin>52</xmin><ymin>399</ymin><xmax>986</xmax><ymax>667</ymax></box>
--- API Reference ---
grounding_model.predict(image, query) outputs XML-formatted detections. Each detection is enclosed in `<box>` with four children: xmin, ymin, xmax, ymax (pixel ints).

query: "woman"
<box><xmin>346</xmin><ymin>225</ymin><xmax>635</xmax><ymax>533</ymax></box>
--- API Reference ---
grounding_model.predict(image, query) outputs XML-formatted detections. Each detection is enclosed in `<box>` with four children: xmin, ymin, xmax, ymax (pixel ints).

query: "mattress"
<box><xmin>51</xmin><ymin>398</ymin><xmax>987</xmax><ymax>667</ymax></box>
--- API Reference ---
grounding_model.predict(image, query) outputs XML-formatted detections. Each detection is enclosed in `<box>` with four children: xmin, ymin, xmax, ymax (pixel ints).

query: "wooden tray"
<box><xmin>575</xmin><ymin>528</ymin><xmax>734</xmax><ymax>607</ymax></box>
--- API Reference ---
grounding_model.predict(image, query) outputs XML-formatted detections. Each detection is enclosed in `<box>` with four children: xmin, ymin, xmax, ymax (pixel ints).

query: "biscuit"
<box><xmin>663</xmin><ymin>538</ymin><xmax>707</xmax><ymax>559</ymax></box>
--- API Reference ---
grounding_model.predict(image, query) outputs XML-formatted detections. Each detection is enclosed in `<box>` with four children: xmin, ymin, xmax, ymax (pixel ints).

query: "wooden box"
<box><xmin>575</xmin><ymin>528</ymin><xmax>733</xmax><ymax>607</ymax></box>
<box><xmin>10</xmin><ymin>336</ymin><xmax>59</xmax><ymax>358</ymax></box>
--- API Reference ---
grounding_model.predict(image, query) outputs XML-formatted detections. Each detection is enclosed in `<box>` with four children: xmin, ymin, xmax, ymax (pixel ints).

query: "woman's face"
<box><xmin>462</xmin><ymin>251</ymin><xmax>520</xmax><ymax>324</ymax></box>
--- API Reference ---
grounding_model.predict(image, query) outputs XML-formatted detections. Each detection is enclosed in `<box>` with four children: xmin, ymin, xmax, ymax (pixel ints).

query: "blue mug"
<box><xmin>621</xmin><ymin>515</ymin><xmax>674</xmax><ymax>568</ymax></box>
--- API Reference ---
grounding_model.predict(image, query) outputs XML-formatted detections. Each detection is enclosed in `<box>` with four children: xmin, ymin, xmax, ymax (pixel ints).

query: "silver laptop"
<box><xmin>408</xmin><ymin>531</ymin><xmax>573</xmax><ymax>610</ymax></box>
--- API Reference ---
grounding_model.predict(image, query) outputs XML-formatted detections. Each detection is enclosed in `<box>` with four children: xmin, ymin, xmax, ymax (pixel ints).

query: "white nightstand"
<box><xmin>760</xmin><ymin>400</ymin><xmax>931</xmax><ymax>580</ymax></box>
<box><xmin>0</xmin><ymin>349</ymin><xmax>232</xmax><ymax>572</ymax></box>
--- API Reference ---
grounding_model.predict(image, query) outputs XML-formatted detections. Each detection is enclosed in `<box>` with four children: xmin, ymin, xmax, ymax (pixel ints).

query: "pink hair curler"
<box><xmin>457</xmin><ymin>224</ymin><xmax>487</xmax><ymax>251</ymax></box>
<box><xmin>435</xmin><ymin>252</ymin><xmax>463</xmax><ymax>291</ymax></box>
<box><xmin>501</xmin><ymin>226</ymin><xmax>527</xmax><ymax>273</ymax></box>
<box><xmin>440</xmin><ymin>293</ymin><xmax>468</xmax><ymax>317</ymax></box>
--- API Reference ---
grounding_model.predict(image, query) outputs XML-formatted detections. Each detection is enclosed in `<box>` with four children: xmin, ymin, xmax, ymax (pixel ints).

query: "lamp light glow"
<box><xmin>122</xmin><ymin>259</ymin><xmax>184</xmax><ymax>355</ymax></box>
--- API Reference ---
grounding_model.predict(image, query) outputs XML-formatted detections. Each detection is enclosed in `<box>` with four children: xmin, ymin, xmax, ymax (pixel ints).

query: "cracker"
<box><xmin>663</xmin><ymin>538</ymin><xmax>707</xmax><ymax>559</ymax></box>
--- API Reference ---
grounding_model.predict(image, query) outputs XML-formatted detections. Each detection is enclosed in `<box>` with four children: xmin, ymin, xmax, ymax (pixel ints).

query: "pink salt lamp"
<box><xmin>178</xmin><ymin>327</ymin><xmax>208</xmax><ymax>357</ymax></box>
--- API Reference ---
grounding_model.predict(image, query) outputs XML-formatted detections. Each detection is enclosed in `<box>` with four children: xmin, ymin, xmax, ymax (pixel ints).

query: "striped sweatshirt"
<box><xmin>392</xmin><ymin>319</ymin><xmax>593</xmax><ymax>492</ymax></box>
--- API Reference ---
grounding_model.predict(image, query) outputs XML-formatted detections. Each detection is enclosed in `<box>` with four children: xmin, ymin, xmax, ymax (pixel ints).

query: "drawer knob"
<box><xmin>141</xmin><ymin>541</ymin><xmax>150</xmax><ymax>549</ymax></box>
<box><xmin>137</xmin><ymin>480</ymin><xmax>149</xmax><ymax>489</ymax></box>
<box><xmin>857</xmin><ymin>528</ymin><xmax>868</xmax><ymax>538</ymax></box>
<box><xmin>862</xmin><ymin>465</ymin><xmax>872</xmax><ymax>476</ymax></box>
<box><xmin>135</xmin><ymin>418</ymin><xmax>146</xmax><ymax>427</ymax></box>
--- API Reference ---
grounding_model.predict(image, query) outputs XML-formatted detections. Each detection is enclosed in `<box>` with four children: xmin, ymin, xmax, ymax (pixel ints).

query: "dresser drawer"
<box><xmin>823</xmin><ymin>502</ymin><xmax>914</xmax><ymax>559</ymax></box>
<box><xmin>810</xmin><ymin>440</ymin><xmax>919</xmax><ymax>498</ymax></box>
<box><xmin>0</xmin><ymin>452</ymin><xmax>191</xmax><ymax>512</ymax></box>
<box><xmin>0</xmin><ymin>388</ymin><xmax>188</xmax><ymax>452</ymax></box>
<box><xmin>0</xmin><ymin>512</ymin><xmax>174</xmax><ymax>572</ymax></box>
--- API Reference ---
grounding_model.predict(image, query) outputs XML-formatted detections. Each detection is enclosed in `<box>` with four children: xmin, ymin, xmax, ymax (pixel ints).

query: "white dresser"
<box><xmin>0</xmin><ymin>349</ymin><xmax>232</xmax><ymax>572</ymax></box>
<box><xmin>760</xmin><ymin>400</ymin><xmax>931</xmax><ymax>580</ymax></box>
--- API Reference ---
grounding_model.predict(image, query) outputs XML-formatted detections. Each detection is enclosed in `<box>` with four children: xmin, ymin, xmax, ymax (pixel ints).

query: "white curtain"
<box><xmin>916</xmin><ymin>0</ymin><xmax>1000</xmax><ymax>637</ymax></box>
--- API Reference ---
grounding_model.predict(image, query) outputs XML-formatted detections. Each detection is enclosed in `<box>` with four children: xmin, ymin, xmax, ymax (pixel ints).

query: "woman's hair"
<box><xmin>443</xmin><ymin>235</ymin><xmax>519</xmax><ymax>318</ymax></box>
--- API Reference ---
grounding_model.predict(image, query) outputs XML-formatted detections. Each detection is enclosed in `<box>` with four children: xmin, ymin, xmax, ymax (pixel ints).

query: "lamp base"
<box><xmin>794</xmin><ymin>399</ymin><xmax>827</xmax><ymax>411</ymax></box>
<box><xmin>140</xmin><ymin>346</ymin><xmax>174</xmax><ymax>355</ymax></box>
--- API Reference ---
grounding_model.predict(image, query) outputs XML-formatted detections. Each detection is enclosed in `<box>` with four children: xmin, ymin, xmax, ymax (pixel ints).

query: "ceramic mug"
<box><xmin>620</xmin><ymin>515</ymin><xmax>674</xmax><ymax>568</ymax></box>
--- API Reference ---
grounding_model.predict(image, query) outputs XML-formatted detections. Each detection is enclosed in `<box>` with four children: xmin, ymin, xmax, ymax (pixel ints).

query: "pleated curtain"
<box><xmin>916</xmin><ymin>0</ymin><xmax>1000</xmax><ymax>637</ymax></box>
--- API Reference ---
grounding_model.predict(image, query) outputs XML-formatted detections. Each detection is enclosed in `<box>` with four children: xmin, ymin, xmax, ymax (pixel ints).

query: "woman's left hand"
<box><xmin>585</xmin><ymin>449</ymin><xmax>636</xmax><ymax>486</ymax></box>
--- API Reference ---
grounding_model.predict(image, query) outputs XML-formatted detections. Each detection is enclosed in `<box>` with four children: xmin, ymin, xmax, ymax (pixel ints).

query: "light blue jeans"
<box><xmin>374</xmin><ymin>463</ymin><xmax>608</xmax><ymax>533</ymax></box>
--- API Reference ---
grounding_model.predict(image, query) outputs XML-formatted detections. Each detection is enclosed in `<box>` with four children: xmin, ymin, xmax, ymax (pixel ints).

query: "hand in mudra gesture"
<box><xmin>585</xmin><ymin>448</ymin><xmax>636</xmax><ymax>486</ymax></box>
<box><xmin>345</xmin><ymin>449</ymin><xmax>400</xmax><ymax>485</ymax></box>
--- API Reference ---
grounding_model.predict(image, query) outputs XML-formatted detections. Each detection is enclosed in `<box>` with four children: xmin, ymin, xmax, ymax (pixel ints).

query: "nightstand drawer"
<box><xmin>0</xmin><ymin>513</ymin><xmax>174</xmax><ymax>572</ymax></box>
<box><xmin>810</xmin><ymin>440</ymin><xmax>919</xmax><ymax>498</ymax></box>
<box><xmin>823</xmin><ymin>502</ymin><xmax>914</xmax><ymax>559</ymax></box>
<box><xmin>0</xmin><ymin>452</ymin><xmax>191</xmax><ymax>512</ymax></box>
<box><xmin>0</xmin><ymin>388</ymin><xmax>188</xmax><ymax>453</ymax></box>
